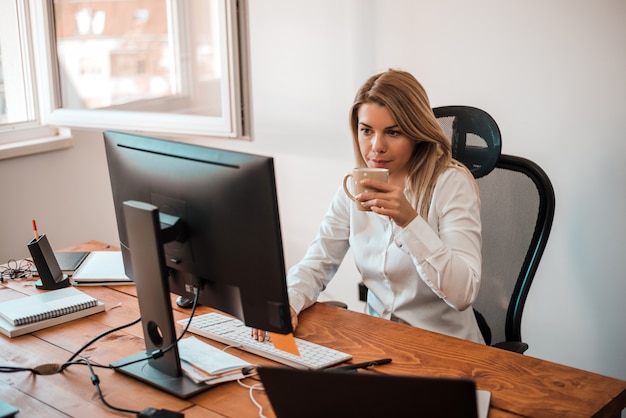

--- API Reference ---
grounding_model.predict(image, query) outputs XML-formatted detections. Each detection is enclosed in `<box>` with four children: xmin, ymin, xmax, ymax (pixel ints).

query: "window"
<box><xmin>0</xmin><ymin>1</ymin><xmax>35</xmax><ymax>128</ymax></box>
<box><xmin>0</xmin><ymin>0</ymin><xmax>250</xmax><ymax>159</ymax></box>
<box><xmin>49</xmin><ymin>0</ymin><xmax>251</xmax><ymax>137</ymax></box>
<box><xmin>0</xmin><ymin>1</ymin><xmax>64</xmax><ymax>159</ymax></box>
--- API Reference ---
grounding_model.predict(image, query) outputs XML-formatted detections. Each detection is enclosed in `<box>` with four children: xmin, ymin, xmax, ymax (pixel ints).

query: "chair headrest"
<box><xmin>433</xmin><ymin>106</ymin><xmax>502</xmax><ymax>179</ymax></box>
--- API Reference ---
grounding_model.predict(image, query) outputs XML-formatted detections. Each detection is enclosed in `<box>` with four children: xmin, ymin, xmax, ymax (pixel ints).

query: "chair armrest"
<box><xmin>493</xmin><ymin>341</ymin><xmax>529</xmax><ymax>354</ymax></box>
<box><xmin>322</xmin><ymin>301</ymin><xmax>348</xmax><ymax>309</ymax></box>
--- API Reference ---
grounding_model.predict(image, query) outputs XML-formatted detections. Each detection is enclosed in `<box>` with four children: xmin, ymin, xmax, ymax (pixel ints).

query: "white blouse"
<box><xmin>287</xmin><ymin>165</ymin><xmax>485</xmax><ymax>343</ymax></box>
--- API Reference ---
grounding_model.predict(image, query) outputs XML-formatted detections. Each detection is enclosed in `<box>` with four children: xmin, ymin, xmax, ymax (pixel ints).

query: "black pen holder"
<box><xmin>27</xmin><ymin>234</ymin><xmax>71</xmax><ymax>290</ymax></box>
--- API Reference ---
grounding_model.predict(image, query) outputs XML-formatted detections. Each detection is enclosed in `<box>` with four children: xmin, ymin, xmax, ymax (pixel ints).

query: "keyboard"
<box><xmin>178</xmin><ymin>312</ymin><xmax>352</xmax><ymax>369</ymax></box>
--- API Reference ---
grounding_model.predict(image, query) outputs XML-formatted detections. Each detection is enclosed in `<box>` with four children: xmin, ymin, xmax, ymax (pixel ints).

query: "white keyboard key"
<box><xmin>178</xmin><ymin>312</ymin><xmax>352</xmax><ymax>369</ymax></box>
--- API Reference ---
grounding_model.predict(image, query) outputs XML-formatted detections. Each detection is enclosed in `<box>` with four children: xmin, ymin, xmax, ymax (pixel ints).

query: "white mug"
<box><xmin>343</xmin><ymin>168</ymin><xmax>389</xmax><ymax>211</ymax></box>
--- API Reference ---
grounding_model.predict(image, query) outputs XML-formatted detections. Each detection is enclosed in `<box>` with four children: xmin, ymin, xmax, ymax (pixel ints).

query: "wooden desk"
<box><xmin>1</xmin><ymin>241</ymin><xmax>625</xmax><ymax>417</ymax></box>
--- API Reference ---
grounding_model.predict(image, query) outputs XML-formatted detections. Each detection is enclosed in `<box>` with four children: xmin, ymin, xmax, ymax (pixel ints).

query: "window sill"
<box><xmin>0</xmin><ymin>128</ymin><xmax>73</xmax><ymax>161</ymax></box>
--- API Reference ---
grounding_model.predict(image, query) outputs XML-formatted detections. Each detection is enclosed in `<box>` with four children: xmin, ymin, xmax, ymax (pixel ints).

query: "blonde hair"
<box><xmin>349</xmin><ymin>69</ymin><xmax>473</xmax><ymax>220</ymax></box>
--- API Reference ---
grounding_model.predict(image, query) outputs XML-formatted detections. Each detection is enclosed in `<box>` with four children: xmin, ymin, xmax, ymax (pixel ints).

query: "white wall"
<box><xmin>362</xmin><ymin>0</ymin><xmax>626</xmax><ymax>383</ymax></box>
<box><xmin>1</xmin><ymin>0</ymin><xmax>624</xmax><ymax>388</ymax></box>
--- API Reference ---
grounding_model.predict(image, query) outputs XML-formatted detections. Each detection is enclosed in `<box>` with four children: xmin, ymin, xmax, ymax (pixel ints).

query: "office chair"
<box><xmin>430</xmin><ymin>107</ymin><xmax>555</xmax><ymax>353</ymax></box>
<box><xmin>432</xmin><ymin>107</ymin><xmax>555</xmax><ymax>353</ymax></box>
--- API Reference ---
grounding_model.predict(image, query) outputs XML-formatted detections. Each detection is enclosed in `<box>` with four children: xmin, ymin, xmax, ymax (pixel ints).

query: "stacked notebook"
<box><xmin>0</xmin><ymin>287</ymin><xmax>105</xmax><ymax>338</ymax></box>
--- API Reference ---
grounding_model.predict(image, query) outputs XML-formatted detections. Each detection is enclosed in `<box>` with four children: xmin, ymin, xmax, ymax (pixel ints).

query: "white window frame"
<box><xmin>0</xmin><ymin>0</ymin><xmax>71</xmax><ymax>160</ymax></box>
<box><xmin>0</xmin><ymin>0</ymin><xmax>251</xmax><ymax>160</ymax></box>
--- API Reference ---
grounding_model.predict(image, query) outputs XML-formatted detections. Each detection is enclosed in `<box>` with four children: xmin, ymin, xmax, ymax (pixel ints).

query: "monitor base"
<box><xmin>111</xmin><ymin>352</ymin><xmax>210</xmax><ymax>399</ymax></box>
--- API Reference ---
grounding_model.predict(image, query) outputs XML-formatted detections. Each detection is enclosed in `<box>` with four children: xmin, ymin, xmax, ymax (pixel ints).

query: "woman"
<box><xmin>254</xmin><ymin>69</ymin><xmax>484</xmax><ymax>343</ymax></box>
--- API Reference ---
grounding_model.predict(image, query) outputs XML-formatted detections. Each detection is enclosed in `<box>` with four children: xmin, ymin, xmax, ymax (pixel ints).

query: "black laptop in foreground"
<box><xmin>258</xmin><ymin>366</ymin><xmax>490</xmax><ymax>418</ymax></box>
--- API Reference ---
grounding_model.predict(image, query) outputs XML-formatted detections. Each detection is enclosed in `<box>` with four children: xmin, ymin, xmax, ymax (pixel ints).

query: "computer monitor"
<box><xmin>103</xmin><ymin>130</ymin><xmax>292</xmax><ymax>398</ymax></box>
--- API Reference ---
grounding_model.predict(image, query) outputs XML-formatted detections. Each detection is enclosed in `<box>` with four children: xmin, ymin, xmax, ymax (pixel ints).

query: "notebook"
<box><xmin>55</xmin><ymin>251</ymin><xmax>90</xmax><ymax>272</ymax></box>
<box><xmin>0</xmin><ymin>287</ymin><xmax>99</xmax><ymax>326</ymax></box>
<box><xmin>257</xmin><ymin>366</ymin><xmax>491</xmax><ymax>418</ymax></box>
<box><xmin>0</xmin><ymin>287</ymin><xmax>105</xmax><ymax>337</ymax></box>
<box><xmin>71</xmin><ymin>251</ymin><xmax>132</xmax><ymax>285</ymax></box>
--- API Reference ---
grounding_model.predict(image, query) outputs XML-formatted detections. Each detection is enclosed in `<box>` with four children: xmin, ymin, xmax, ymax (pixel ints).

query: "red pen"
<box><xmin>32</xmin><ymin>219</ymin><xmax>39</xmax><ymax>241</ymax></box>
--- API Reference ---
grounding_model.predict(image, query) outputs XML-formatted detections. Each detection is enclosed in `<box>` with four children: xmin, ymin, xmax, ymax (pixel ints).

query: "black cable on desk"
<box><xmin>109</xmin><ymin>285</ymin><xmax>200</xmax><ymax>370</ymax></box>
<box><xmin>0</xmin><ymin>258</ymin><xmax>34</xmax><ymax>281</ymax></box>
<box><xmin>0</xmin><ymin>316</ymin><xmax>143</xmax><ymax>377</ymax></box>
<box><xmin>81</xmin><ymin>357</ymin><xmax>140</xmax><ymax>415</ymax></box>
<box><xmin>0</xmin><ymin>365</ymin><xmax>42</xmax><ymax>374</ymax></box>
<box><xmin>60</xmin><ymin>316</ymin><xmax>142</xmax><ymax>371</ymax></box>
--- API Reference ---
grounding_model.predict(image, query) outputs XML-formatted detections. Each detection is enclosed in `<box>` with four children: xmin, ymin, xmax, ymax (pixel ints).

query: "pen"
<box><xmin>335</xmin><ymin>358</ymin><xmax>392</xmax><ymax>371</ymax></box>
<box><xmin>32</xmin><ymin>219</ymin><xmax>39</xmax><ymax>241</ymax></box>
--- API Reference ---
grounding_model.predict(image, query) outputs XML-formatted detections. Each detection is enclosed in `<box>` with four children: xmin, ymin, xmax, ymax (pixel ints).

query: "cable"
<box><xmin>81</xmin><ymin>357</ymin><xmax>140</xmax><ymax>415</ymax></box>
<box><xmin>0</xmin><ymin>316</ymin><xmax>144</xmax><ymax>379</ymax></box>
<box><xmin>167</xmin><ymin>285</ymin><xmax>201</xmax><ymax>345</ymax></box>
<box><xmin>60</xmin><ymin>316</ymin><xmax>142</xmax><ymax>371</ymax></box>
<box><xmin>109</xmin><ymin>286</ymin><xmax>200</xmax><ymax>370</ymax></box>
<box><xmin>0</xmin><ymin>365</ymin><xmax>42</xmax><ymax>374</ymax></box>
<box><xmin>237</xmin><ymin>379</ymin><xmax>267</xmax><ymax>418</ymax></box>
<box><xmin>1</xmin><ymin>315</ymin><xmax>141</xmax><ymax>376</ymax></box>
<box><xmin>0</xmin><ymin>258</ymin><xmax>34</xmax><ymax>281</ymax></box>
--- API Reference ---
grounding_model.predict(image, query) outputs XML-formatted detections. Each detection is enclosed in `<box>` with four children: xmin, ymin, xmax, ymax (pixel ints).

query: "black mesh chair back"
<box><xmin>473</xmin><ymin>155</ymin><xmax>555</xmax><ymax>352</ymax></box>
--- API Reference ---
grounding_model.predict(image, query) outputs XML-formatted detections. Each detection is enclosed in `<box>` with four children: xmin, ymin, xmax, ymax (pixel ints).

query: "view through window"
<box><xmin>53</xmin><ymin>0</ymin><xmax>223</xmax><ymax>117</ymax></box>
<box><xmin>0</xmin><ymin>1</ymin><xmax>36</xmax><ymax>127</ymax></box>
<box><xmin>0</xmin><ymin>47</ymin><xmax>5</xmax><ymax>124</ymax></box>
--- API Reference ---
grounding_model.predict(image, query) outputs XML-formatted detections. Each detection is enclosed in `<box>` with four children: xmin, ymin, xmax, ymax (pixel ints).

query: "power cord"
<box><xmin>78</xmin><ymin>357</ymin><xmax>183</xmax><ymax>417</ymax></box>
<box><xmin>9</xmin><ymin>316</ymin><xmax>143</xmax><ymax>377</ymax></box>
<box><xmin>109</xmin><ymin>286</ymin><xmax>200</xmax><ymax>370</ymax></box>
<box><xmin>0</xmin><ymin>258</ymin><xmax>34</xmax><ymax>281</ymax></box>
<box><xmin>81</xmin><ymin>357</ymin><xmax>139</xmax><ymax>414</ymax></box>
<box><xmin>0</xmin><ymin>365</ymin><xmax>45</xmax><ymax>374</ymax></box>
<box><xmin>237</xmin><ymin>379</ymin><xmax>267</xmax><ymax>418</ymax></box>
<box><xmin>61</xmin><ymin>316</ymin><xmax>142</xmax><ymax>371</ymax></box>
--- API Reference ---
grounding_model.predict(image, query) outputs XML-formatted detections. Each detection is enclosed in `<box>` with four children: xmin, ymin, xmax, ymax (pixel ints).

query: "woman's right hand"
<box><xmin>250</xmin><ymin>306</ymin><xmax>298</xmax><ymax>341</ymax></box>
<box><xmin>358</xmin><ymin>178</ymin><xmax>418</xmax><ymax>228</ymax></box>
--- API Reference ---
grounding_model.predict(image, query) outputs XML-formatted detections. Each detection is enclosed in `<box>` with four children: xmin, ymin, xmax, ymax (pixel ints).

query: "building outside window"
<box><xmin>53</xmin><ymin>0</ymin><xmax>225</xmax><ymax>118</ymax></box>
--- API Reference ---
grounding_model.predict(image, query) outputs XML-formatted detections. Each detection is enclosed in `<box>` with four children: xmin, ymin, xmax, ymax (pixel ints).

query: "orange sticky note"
<box><xmin>269</xmin><ymin>332</ymin><xmax>300</xmax><ymax>356</ymax></box>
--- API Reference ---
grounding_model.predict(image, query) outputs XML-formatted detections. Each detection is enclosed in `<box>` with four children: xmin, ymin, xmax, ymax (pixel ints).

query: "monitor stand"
<box><xmin>109</xmin><ymin>200</ymin><xmax>209</xmax><ymax>398</ymax></box>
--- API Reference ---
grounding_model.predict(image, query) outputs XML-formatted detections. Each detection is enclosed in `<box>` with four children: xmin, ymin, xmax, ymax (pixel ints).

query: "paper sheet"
<box><xmin>269</xmin><ymin>332</ymin><xmax>301</xmax><ymax>356</ymax></box>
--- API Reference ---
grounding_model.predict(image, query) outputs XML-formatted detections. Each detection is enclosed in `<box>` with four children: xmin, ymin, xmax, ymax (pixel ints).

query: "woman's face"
<box><xmin>357</xmin><ymin>102</ymin><xmax>415</xmax><ymax>182</ymax></box>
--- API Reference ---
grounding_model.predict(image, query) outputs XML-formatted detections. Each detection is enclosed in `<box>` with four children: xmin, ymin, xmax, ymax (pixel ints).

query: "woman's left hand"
<box><xmin>357</xmin><ymin>178</ymin><xmax>418</xmax><ymax>227</ymax></box>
